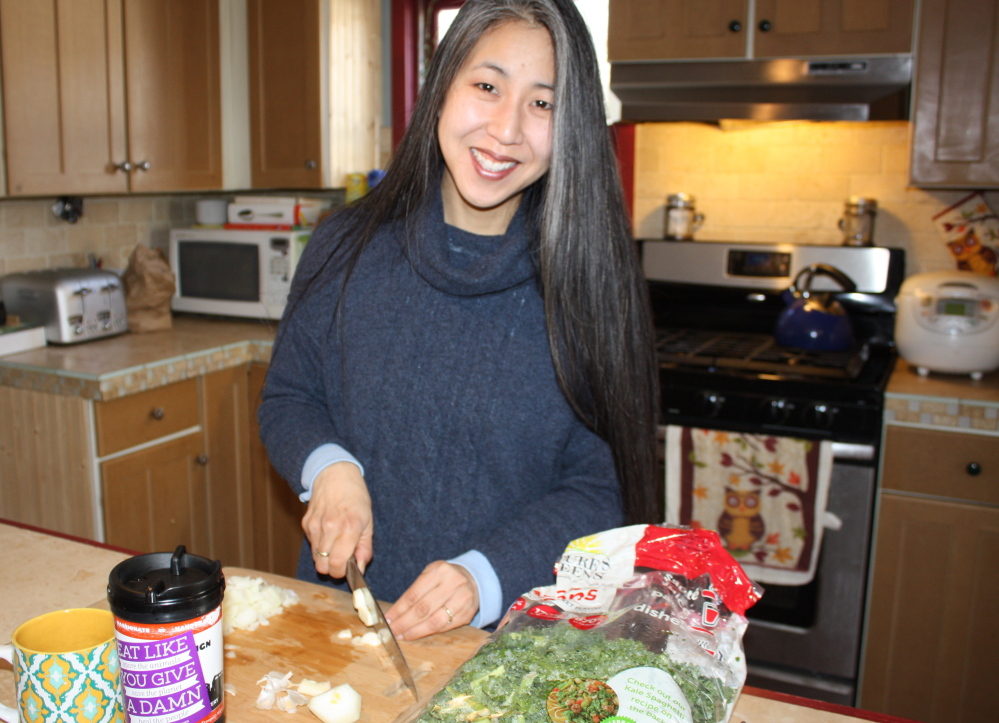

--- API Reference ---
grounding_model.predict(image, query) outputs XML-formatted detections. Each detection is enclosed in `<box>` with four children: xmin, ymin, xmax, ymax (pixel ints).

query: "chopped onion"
<box><xmin>297</xmin><ymin>679</ymin><xmax>332</xmax><ymax>697</ymax></box>
<box><xmin>224</xmin><ymin>576</ymin><xmax>300</xmax><ymax>635</ymax></box>
<box><xmin>351</xmin><ymin>631</ymin><xmax>381</xmax><ymax>647</ymax></box>
<box><xmin>352</xmin><ymin>588</ymin><xmax>378</xmax><ymax>627</ymax></box>
<box><xmin>307</xmin><ymin>683</ymin><xmax>362</xmax><ymax>723</ymax></box>
<box><xmin>335</xmin><ymin>629</ymin><xmax>353</xmax><ymax>640</ymax></box>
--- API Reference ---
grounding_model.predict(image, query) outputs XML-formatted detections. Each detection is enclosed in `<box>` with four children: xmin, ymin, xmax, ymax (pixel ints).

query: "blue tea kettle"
<box><xmin>774</xmin><ymin>263</ymin><xmax>857</xmax><ymax>351</ymax></box>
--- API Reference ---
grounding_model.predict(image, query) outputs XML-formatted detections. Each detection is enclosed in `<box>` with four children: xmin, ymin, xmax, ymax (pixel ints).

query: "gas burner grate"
<box><xmin>656</xmin><ymin>329</ymin><xmax>869</xmax><ymax>380</ymax></box>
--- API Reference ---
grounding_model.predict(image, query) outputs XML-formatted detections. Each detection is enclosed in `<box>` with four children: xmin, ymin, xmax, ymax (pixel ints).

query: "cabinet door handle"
<box><xmin>967</xmin><ymin>462</ymin><xmax>982</xmax><ymax>476</ymax></box>
<box><xmin>728</xmin><ymin>20</ymin><xmax>742</xmax><ymax>32</ymax></box>
<box><xmin>150</xmin><ymin>407</ymin><xmax>165</xmax><ymax>420</ymax></box>
<box><xmin>759</xmin><ymin>19</ymin><xmax>772</xmax><ymax>32</ymax></box>
<box><xmin>115</xmin><ymin>161</ymin><xmax>133</xmax><ymax>173</ymax></box>
<box><xmin>305</xmin><ymin>159</ymin><xmax>317</xmax><ymax>170</ymax></box>
<box><xmin>135</xmin><ymin>160</ymin><xmax>151</xmax><ymax>171</ymax></box>
<box><xmin>197</xmin><ymin>455</ymin><xmax>209</xmax><ymax>466</ymax></box>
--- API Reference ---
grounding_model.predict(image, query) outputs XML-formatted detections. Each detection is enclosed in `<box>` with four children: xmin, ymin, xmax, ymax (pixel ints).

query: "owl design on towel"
<box><xmin>718</xmin><ymin>487</ymin><xmax>765</xmax><ymax>552</ymax></box>
<box><xmin>947</xmin><ymin>230</ymin><xmax>998</xmax><ymax>276</ymax></box>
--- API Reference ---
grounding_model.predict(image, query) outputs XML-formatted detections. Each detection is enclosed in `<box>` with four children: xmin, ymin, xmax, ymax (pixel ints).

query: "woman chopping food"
<box><xmin>257</xmin><ymin>0</ymin><xmax>660</xmax><ymax>641</ymax></box>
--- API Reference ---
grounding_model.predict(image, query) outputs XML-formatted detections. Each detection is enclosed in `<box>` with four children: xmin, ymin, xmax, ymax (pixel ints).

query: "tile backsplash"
<box><xmin>0</xmin><ymin>195</ymin><xmax>210</xmax><ymax>276</ymax></box>
<box><xmin>632</xmin><ymin>120</ymin><xmax>999</xmax><ymax>276</ymax></box>
<box><xmin>2</xmin><ymin>121</ymin><xmax>997</xmax><ymax>279</ymax></box>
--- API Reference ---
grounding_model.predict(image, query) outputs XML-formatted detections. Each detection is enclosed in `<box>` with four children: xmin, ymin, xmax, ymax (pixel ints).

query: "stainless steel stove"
<box><xmin>643</xmin><ymin>239</ymin><xmax>905</xmax><ymax>706</ymax></box>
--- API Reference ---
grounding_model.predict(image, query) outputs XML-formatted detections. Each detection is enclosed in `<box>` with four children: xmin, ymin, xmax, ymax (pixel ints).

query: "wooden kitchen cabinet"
<box><xmin>101</xmin><ymin>432</ymin><xmax>209</xmax><ymax>555</ymax></box>
<box><xmin>608</xmin><ymin>0</ymin><xmax>913</xmax><ymax>61</ymax></box>
<box><xmin>97</xmin><ymin>370</ymin><xmax>256</xmax><ymax>567</ymax></box>
<box><xmin>247</xmin><ymin>0</ymin><xmax>324</xmax><ymax>188</ymax></box>
<box><xmin>861</xmin><ymin>425</ymin><xmax>999</xmax><ymax>722</ymax></box>
<box><xmin>0</xmin><ymin>0</ymin><xmax>222</xmax><ymax>196</ymax></box>
<box><xmin>909</xmin><ymin>0</ymin><xmax>999</xmax><ymax>188</ymax></box>
<box><xmin>247</xmin><ymin>362</ymin><xmax>307</xmax><ymax>577</ymax></box>
<box><xmin>245</xmin><ymin>0</ymin><xmax>382</xmax><ymax>190</ymax></box>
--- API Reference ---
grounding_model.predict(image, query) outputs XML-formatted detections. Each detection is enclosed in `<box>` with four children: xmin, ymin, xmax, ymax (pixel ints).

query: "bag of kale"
<box><xmin>395</xmin><ymin>524</ymin><xmax>762</xmax><ymax>723</ymax></box>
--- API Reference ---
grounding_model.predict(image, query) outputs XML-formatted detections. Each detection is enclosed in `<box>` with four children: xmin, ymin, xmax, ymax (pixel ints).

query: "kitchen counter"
<box><xmin>885</xmin><ymin>358</ymin><xmax>999</xmax><ymax>433</ymax></box>
<box><xmin>1</xmin><ymin>519</ymin><xmax>920</xmax><ymax>723</ymax></box>
<box><xmin>0</xmin><ymin>314</ymin><xmax>277</xmax><ymax>400</ymax></box>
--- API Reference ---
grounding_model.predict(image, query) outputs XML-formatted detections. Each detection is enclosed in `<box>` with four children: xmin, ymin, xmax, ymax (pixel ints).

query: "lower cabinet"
<box><xmin>101</xmin><ymin>432</ymin><xmax>208</xmax><ymax>554</ymax></box>
<box><xmin>247</xmin><ymin>362</ymin><xmax>307</xmax><ymax>578</ymax></box>
<box><xmin>0</xmin><ymin>362</ymin><xmax>303</xmax><ymax>576</ymax></box>
<box><xmin>861</xmin><ymin>425</ymin><xmax>999</xmax><ymax>722</ymax></box>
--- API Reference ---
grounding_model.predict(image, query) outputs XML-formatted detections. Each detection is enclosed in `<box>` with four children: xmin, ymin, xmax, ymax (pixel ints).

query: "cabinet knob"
<box><xmin>759</xmin><ymin>19</ymin><xmax>772</xmax><ymax>32</ymax></box>
<box><xmin>151</xmin><ymin>407</ymin><xmax>165</xmax><ymax>420</ymax></box>
<box><xmin>115</xmin><ymin>161</ymin><xmax>133</xmax><ymax>173</ymax></box>
<box><xmin>728</xmin><ymin>20</ymin><xmax>742</xmax><ymax>32</ymax></box>
<box><xmin>197</xmin><ymin>455</ymin><xmax>209</xmax><ymax>466</ymax></box>
<box><xmin>305</xmin><ymin>159</ymin><xmax>317</xmax><ymax>170</ymax></box>
<box><xmin>135</xmin><ymin>161</ymin><xmax>151</xmax><ymax>171</ymax></box>
<box><xmin>967</xmin><ymin>462</ymin><xmax>982</xmax><ymax>476</ymax></box>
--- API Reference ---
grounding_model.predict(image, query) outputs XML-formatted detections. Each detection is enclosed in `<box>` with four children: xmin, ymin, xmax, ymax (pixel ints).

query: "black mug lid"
<box><xmin>108</xmin><ymin>545</ymin><xmax>225</xmax><ymax>623</ymax></box>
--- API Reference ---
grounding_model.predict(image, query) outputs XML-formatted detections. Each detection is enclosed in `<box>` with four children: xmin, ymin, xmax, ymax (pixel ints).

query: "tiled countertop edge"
<box><xmin>0</xmin><ymin>339</ymin><xmax>274</xmax><ymax>401</ymax></box>
<box><xmin>885</xmin><ymin>391</ymin><xmax>999</xmax><ymax>435</ymax></box>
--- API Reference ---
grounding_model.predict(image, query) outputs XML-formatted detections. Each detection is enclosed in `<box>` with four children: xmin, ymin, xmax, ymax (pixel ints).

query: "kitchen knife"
<box><xmin>345</xmin><ymin>555</ymin><xmax>418</xmax><ymax>699</ymax></box>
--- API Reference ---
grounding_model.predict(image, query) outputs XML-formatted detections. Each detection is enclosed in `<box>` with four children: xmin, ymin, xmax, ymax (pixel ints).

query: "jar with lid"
<box><xmin>664</xmin><ymin>193</ymin><xmax>705</xmax><ymax>240</ymax></box>
<box><xmin>839</xmin><ymin>197</ymin><xmax>878</xmax><ymax>246</ymax></box>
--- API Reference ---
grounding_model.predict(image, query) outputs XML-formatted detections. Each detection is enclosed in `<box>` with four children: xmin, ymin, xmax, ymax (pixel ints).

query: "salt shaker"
<box><xmin>664</xmin><ymin>193</ymin><xmax>705</xmax><ymax>240</ymax></box>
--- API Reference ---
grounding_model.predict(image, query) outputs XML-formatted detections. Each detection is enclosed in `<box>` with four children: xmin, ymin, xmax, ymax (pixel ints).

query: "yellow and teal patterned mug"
<box><xmin>0</xmin><ymin>608</ymin><xmax>124</xmax><ymax>723</ymax></box>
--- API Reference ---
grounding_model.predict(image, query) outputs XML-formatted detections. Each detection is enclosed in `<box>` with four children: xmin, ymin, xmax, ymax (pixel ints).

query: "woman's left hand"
<box><xmin>384</xmin><ymin>561</ymin><xmax>478</xmax><ymax>640</ymax></box>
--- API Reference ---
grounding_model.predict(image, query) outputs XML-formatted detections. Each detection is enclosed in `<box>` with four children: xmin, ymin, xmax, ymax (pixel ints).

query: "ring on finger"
<box><xmin>442</xmin><ymin>606</ymin><xmax>453</xmax><ymax>625</ymax></box>
<box><xmin>314</xmin><ymin>550</ymin><xmax>330</xmax><ymax>557</ymax></box>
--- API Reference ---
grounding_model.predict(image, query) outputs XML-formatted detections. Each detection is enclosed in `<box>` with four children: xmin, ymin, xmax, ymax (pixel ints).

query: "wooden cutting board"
<box><xmin>218</xmin><ymin>568</ymin><xmax>487</xmax><ymax>722</ymax></box>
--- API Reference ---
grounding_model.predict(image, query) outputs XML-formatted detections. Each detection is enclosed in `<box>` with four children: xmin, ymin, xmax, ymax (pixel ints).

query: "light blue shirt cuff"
<box><xmin>299</xmin><ymin>444</ymin><xmax>364</xmax><ymax>502</ymax></box>
<box><xmin>449</xmin><ymin>549</ymin><xmax>503</xmax><ymax>629</ymax></box>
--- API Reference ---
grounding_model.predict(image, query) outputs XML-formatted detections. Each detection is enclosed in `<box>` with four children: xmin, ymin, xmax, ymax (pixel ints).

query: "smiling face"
<box><xmin>437</xmin><ymin>20</ymin><xmax>555</xmax><ymax>235</ymax></box>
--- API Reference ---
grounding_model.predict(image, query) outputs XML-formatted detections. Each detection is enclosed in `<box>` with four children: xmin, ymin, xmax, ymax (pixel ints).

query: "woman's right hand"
<box><xmin>302</xmin><ymin>461</ymin><xmax>373</xmax><ymax>578</ymax></box>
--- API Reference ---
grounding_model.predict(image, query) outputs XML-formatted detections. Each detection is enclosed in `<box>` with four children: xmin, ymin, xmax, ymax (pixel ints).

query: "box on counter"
<box><xmin>0</xmin><ymin>321</ymin><xmax>46</xmax><ymax>356</ymax></box>
<box><xmin>226</xmin><ymin>196</ymin><xmax>328</xmax><ymax>228</ymax></box>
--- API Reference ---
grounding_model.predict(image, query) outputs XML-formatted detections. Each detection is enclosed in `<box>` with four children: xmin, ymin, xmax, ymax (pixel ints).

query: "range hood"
<box><xmin>610</xmin><ymin>56</ymin><xmax>912</xmax><ymax>122</ymax></box>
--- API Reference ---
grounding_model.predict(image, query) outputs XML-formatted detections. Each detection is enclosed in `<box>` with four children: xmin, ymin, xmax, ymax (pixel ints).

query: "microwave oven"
<box><xmin>169</xmin><ymin>228</ymin><xmax>310</xmax><ymax>320</ymax></box>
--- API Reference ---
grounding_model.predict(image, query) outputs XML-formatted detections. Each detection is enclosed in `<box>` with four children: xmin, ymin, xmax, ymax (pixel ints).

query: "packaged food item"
<box><xmin>398</xmin><ymin>525</ymin><xmax>762</xmax><ymax>723</ymax></box>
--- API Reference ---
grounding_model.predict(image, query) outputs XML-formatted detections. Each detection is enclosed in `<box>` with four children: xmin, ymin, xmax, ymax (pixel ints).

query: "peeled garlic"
<box><xmin>307</xmin><ymin>683</ymin><xmax>362</xmax><ymax>723</ymax></box>
<box><xmin>352</xmin><ymin>588</ymin><xmax>378</xmax><ymax>627</ymax></box>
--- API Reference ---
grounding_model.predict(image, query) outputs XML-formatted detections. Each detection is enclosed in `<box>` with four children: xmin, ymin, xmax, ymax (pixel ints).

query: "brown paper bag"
<box><xmin>122</xmin><ymin>244</ymin><xmax>176</xmax><ymax>333</ymax></box>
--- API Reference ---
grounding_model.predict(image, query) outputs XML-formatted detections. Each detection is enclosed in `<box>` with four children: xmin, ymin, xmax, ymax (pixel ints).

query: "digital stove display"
<box><xmin>726</xmin><ymin>250</ymin><xmax>791</xmax><ymax>278</ymax></box>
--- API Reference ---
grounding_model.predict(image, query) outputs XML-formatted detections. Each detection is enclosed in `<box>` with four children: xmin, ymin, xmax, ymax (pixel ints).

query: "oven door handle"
<box><xmin>830</xmin><ymin>442</ymin><xmax>876</xmax><ymax>462</ymax></box>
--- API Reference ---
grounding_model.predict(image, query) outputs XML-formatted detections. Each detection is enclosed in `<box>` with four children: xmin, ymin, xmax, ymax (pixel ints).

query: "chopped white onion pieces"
<box><xmin>352</xmin><ymin>588</ymin><xmax>378</xmax><ymax>627</ymax></box>
<box><xmin>297</xmin><ymin>679</ymin><xmax>332</xmax><ymax>697</ymax></box>
<box><xmin>308</xmin><ymin>683</ymin><xmax>362</xmax><ymax>723</ymax></box>
<box><xmin>223</xmin><ymin>576</ymin><xmax>300</xmax><ymax>635</ymax></box>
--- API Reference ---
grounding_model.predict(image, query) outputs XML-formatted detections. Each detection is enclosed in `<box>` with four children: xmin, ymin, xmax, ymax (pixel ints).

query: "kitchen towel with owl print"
<box><xmin>665</xmin><ymin>426</ymin><xmax>834</xmax><ymax>586</ymax></box>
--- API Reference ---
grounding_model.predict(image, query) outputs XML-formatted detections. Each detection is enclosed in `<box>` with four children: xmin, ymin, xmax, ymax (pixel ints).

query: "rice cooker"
<box><xmin>895</xmin><ymin>271</ymin><xmax>999</xmax><ymax>380</ymax></box>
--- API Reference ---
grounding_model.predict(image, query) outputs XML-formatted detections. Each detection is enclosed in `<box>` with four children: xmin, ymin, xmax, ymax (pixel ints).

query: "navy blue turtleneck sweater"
<box><xmin>258</xmin><ymin>189</ymin><xmax>623</xmax><ymax>616</ymax></box>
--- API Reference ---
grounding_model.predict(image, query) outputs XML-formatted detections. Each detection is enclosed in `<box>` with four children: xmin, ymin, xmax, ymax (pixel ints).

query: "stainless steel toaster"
<box><xmin>0</xmin><ymin>268</ymin><xmax>128</xmax><ymax>344</ymax></box>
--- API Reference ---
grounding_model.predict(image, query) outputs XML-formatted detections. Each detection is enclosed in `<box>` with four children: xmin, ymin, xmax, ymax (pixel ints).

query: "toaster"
<box><xmin>0</xmin><ymin>268</ymin><xmax>128</xmax><ymax>344</ymax></box>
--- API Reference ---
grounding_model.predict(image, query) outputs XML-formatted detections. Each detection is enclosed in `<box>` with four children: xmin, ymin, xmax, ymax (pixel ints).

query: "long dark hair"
<box><xmin>291</xmin><ymin>0</ymin><xmax>661</xmax><ymax>524</ymax></box>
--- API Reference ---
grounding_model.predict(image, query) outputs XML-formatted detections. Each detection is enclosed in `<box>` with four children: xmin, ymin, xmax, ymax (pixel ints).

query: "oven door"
<box><xmin>742</xmin><ymin>443</ymin><xmax>876</xmax><ymax>706</ymax></box>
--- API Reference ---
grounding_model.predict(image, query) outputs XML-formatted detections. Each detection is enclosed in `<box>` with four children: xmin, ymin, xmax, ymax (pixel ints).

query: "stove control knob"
<box><xmin>763</xmin><ymin>397</ymin><xmax>794</xmax><ymax>424</ymax></box>
<box><xmin>698</xmin><ymin>391</ymin><xmax>726</xmax><ymax>417</ymax></box>
<box><xmin>807</xmin><ymin>403</ymin><xmax>839</xmax><ymax>429</ymax></box>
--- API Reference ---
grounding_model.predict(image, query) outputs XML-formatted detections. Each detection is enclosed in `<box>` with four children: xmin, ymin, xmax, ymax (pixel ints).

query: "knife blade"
<box><xmin>345</xmin><ymin>555</ymin><xmax>418</xmax><ymax>699</ymax></box>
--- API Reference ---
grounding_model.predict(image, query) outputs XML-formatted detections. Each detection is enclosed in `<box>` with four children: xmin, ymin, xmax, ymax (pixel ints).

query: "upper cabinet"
<box><xmin>246</xmin><ymin>0</ymin><xmax>382</xmax><ymax>190</ymax></box>
<box><xmin>247</xmin><ymin>0</ymin><xmax>324</xmax><ymax>188</ymax></box>
<box><xmin>608</xmin><ymin>0</ymin><xmax>914</xmax><ymax>61</ymax></box>
<box><xmin>909</xmin><ymin>0</ymin><xmax>999</xmax><ymax>188</ymax></box>
<box><xmin>0</xmin><ymin>0</ymin><xmax>222</xmax><ymax>197</ymax></box>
